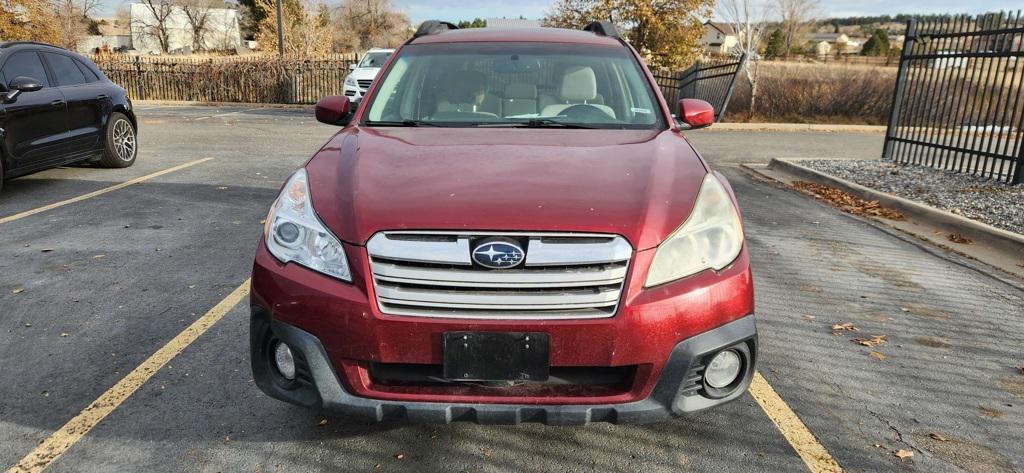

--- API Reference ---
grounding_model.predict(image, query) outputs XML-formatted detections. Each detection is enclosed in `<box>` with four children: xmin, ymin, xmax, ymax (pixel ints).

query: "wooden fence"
<box><xmin>90</xmin><ymin>53</ymin><xmax>360</xmax><ymax>104</ymax></box>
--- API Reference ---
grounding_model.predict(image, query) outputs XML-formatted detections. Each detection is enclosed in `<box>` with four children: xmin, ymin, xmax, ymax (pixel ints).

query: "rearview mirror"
<box><xmin>349</xmin><ymin>63</ymin><xmax>357</xmax><ymax>71</ymax></box>
<box><xmin>315</xmin><ymin>95</ymin><xmax>353</xmax><ymax>126</ymax></box>
<box><xmin>678</xmin><ymin>99</ymin><xmax>715</xmax><ymax>130</ymax></box>
<box><xmin>4</xmin><ymin>76</ymin><xmax>43</xmax><ymax>103</ymax></box>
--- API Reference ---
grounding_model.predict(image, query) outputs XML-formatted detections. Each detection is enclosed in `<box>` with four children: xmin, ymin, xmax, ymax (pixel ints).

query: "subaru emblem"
<box><xmin>471</xmin><ymin>239</ymin><xmax>525</xmax><ymax>269</ymax></box>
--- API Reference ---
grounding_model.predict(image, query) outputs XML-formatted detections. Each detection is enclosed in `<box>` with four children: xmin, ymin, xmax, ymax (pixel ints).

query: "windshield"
<box><xmin>363</xmin><ymin>42</ymin><xmax>665</xmax><ymax>129</ymax></box>
<box><xmin>359</xmin><ymin>52</ymin><xmax>392</xmax><ymax>68</ymax></box>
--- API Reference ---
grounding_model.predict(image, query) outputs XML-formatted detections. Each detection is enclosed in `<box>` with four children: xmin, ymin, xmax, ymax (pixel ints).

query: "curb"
<box><xmin>705</xmin><ymin>123</ymin><xmax>885</xmax><ymax>133</ymax></box>
<box><xmin>134</xmin><ymin>100</ymin><xmax>314</xmax><ymax>109</ymax></box>
<box><xmin>764</xmin><ymin>158</ymin><xmax>1024</xmax><ymax>255</ymax></box>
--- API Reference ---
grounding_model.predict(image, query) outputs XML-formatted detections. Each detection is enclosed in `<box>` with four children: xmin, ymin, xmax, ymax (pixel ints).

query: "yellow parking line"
<box><xmin>750</xmin><ymin>372</ymin><xmax>844</xmax><ymax>473</ymax></box>
<box><xmin>0</xmin><ymin>158</ymin><xmax>214</xmax><ymax>225</ymax></box>
<box><xmin>6</xmin><ymin>280</ymin><xmax>250</xmax><ymax>473</ymax></box>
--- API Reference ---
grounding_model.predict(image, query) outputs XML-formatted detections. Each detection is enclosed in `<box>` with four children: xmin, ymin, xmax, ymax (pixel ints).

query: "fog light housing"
<box><xmin>704</xmin><ymin>350</ymin><xmax>742</xmax><ymax>389</ymax></box>
<box><xmin>273</xmin><ymin>341</ymin><xmax>296</xmax><ymax>380</ymax></box>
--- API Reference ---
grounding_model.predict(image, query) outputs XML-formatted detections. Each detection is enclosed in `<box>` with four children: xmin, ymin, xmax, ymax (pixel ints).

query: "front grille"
<box><xmin>357</xmin><ymin>79</ymin><xmax>373</xmax><ymax>89</ymax></box>
<box><xmin>367</xmin><ymin>231</ymin><xmax>632</xmax><ymax>319</ymax></box>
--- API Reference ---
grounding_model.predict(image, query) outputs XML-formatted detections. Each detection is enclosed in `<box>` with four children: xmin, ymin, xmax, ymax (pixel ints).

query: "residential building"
<box><xmin>702</xmin><ymin>21</ymin><xmax>738</xmax><ymax>55</ymax></box>
<box><xmin>129</xmin><ymin>2</ymin><xmax>242</xmax><ymax>54</ymax></box>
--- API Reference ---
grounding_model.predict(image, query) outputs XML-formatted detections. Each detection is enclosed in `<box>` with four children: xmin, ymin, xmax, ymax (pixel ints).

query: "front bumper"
<box><xmin>251</xmin><ymin>307</ymin><xmax>757</xmax><ymax>425</ymax></box>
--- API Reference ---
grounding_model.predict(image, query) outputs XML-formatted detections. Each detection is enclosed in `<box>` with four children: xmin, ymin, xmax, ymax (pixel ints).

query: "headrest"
<box><xmin>504</xmin><ymin>83</ymin><xmax>537</xmax><ymax>99</ymax></box>
<box><xmin>560</xmin><ymin>66</ymin><xmax>597</xmax><ymax>101</ymax></box>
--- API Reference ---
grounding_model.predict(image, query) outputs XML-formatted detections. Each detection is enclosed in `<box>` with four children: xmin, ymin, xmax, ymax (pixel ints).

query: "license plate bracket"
<box><xmin>443</xmin><ymin>332</ymin><xmax>549</xmax><ymax>382</ymax></box>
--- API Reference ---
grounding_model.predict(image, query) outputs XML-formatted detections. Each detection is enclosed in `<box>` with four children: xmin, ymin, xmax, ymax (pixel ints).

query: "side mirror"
<box><xmin>678</xmin><ymin>99</ymin><xmax>715</xmax><ymax>130</ymax></box>
<box><xmin>348</xmin><ymin>63</ymin><xmax>357</xmax><ymax>71</ymax></box>
<box><xmin>4</xmin><ymin>76</ymin><xmax>43</xmax><ymax>103</ymax></box>
<box><xmin>315</xmin><ymin>95</ymin><xmax>353</xmax><ymax>126</ymax></box>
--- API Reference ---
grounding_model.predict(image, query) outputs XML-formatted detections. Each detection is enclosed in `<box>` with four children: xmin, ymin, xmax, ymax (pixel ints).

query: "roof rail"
<box><xmin>413</xmin><ymin>20</ymin><xmax>459</xmax><ymax>39</ymax></box>
<box><xmin>583</xmin><ymin>21</ymin><xmax>620</xmax><ymax>38</ymax></box>
<box><xmin>0</xmin><ymin>41</ymin><xmax>62</xmax><ymax>50</ymax></box>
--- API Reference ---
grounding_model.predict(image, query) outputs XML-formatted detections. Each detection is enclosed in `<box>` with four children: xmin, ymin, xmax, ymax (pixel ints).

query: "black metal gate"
<box><xmin>654</xmin><ymin>54</ymin><xmax>747</xmax><ymax>122</ymax></box>
<box><xmin>883</xmin><ymin>11</ymin><xmax>1024</xmax><ymax>184</ymax></box>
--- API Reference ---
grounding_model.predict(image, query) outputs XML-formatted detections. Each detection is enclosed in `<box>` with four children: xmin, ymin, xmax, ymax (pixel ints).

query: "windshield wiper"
<box><xmin>525</xmin><ymin>118</ymin><xmax>591</xmax><ymax>128</ymax></box>
<box><xmin>475</xmin><ymin>119</ymin><xmax>598</xmax><ymax>129</ymax></box>
<box><xmin>365</xmin><ymin>120</ymin><xmax>443</xmax><ymax>127</ymax></box>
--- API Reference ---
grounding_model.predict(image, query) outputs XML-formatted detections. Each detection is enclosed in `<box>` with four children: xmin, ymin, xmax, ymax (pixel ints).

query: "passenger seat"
<box><xmin>539</xmin><ymin>66</ymin><xmax>615</xmax><ymax>119</ymax></box>
<box><xmin>502</xmin><ymin>83</ymin><xmax>538</xmax><ymax>117</ymax></box>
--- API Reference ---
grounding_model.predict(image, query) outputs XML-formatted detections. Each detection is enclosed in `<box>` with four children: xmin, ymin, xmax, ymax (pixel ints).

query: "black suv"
<box><xmin>0</xmin><ymin>42</ymin><xmax>137</xmax><ymax>193</ymax></box>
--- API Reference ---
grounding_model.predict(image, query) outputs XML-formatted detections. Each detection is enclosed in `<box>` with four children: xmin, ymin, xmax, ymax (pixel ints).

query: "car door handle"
<box><xmin>50</xmin><ymin>100</ymin><xmax>66</xmax><ymax>107</ymax></box>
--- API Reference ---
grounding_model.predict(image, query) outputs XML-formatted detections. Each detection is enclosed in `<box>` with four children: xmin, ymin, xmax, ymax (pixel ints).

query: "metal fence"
<box><xmin>883</xmin><ymin>11</ymin><xmax>1024</xmax><ymax>184</ymax></box>
<box><xmin>91</xmin><ymin>54</ymin><xmax>360</xmax><ymax>104</ymax></box>
<box><xmin>653</xmin><ymin>54</ymin><xmax>747</xmax><ymax>122</ymax></box>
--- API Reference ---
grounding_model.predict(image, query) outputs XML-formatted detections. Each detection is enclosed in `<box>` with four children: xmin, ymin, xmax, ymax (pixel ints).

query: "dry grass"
<box><xmin>726</xmin><ymin>62</ymin><xmax>898</xmax><ymax>125</ymax></box>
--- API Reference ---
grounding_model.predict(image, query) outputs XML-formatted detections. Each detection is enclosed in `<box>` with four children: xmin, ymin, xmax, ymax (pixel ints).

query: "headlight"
<box><xmin>645</xmin><ymin>173</ymin><xmax>744</xmax><ymax>287</ymax></box>
<box><xmin>345</xmin><ymin>75</ymin><xmax>356</xmax><ymax>86</ymax></box>
<box><xmin>264</xmin><ymin>169</ymin><xmax>352</xmax><ymax>282</ymax></box>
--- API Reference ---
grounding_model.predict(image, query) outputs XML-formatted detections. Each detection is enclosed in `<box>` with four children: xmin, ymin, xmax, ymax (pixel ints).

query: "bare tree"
<box><xmin>178</xmin><ymin>0</ymin><xmax>217</xmax><ymax>51</ymax></box>
<box><xmin>53</xmin><ymin>0</ymin><xmax>102</xmax><ymax>49</ymax></box>
<box><xmin>333</xmin><ymin>0</ymin><xmax>411</xmax><ymax>52</ymax></box>
<box><xmin>133</xmin><ymin>0</ymin><xmax>176</xmax><ymax>53</ymax></box>
<box><xmin>774</xmin><ymin>0</ymin><xmax>818</xmax><ymax>58</ymax></box>
<box><xmin>717</xmin><ymin>0</ymin><xmax>769</xmax><ymax>114</ymax></box>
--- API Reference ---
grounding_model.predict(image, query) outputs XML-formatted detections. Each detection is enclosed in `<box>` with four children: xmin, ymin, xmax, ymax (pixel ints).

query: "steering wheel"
<box><xmin>558</xmin><ymin>104</ymin><xmax>612</xmax><ymax>121</ymax></box>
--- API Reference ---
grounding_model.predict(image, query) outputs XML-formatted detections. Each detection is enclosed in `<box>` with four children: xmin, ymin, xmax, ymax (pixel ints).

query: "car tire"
<box><xmin>98</xmin><ymin>112</ymin><xmax>137</xmax><ymax>168</ymax></box>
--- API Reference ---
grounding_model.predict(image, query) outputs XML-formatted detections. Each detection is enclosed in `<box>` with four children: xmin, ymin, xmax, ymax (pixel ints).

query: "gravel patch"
<box><xmin>801</xmin><ymin>159</ymin><xmax>1024</xmax><ymax>235</ymax></box>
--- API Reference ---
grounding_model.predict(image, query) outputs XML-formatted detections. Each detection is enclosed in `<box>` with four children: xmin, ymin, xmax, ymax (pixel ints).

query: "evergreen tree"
<box><xmin>861</xmin><ymin>29</ymin><xmax>890</xmax><ymax>56</ymax></box>
<box><xmin>764</xmin><ymin>29</ymin><xmax>785</xmax><ymax>58</ymax></box>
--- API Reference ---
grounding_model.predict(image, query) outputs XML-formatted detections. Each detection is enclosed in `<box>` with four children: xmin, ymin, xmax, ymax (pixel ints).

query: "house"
<box><xmin>702</xmin><ymin>21</ymin><xmax>738</xmax><ymax>55</ymax></box>
<box><xmin>77</xmin><ymin>22</ymin><xmax>132</xmax><ymax>53</ymax></box>
<box><xmin>814</xmin><ymin>41</ymin><xmax>832</xmax><ymax>58</ymax></box>
<box><xmin>129</xmin><ymin>2</ymin><xmax>242</xmax><ymax>54</ymax></box>
<box><xmin>809</xmin><ymin>33</ymin><xmax>861</xmax><ymax>54</ymax></box>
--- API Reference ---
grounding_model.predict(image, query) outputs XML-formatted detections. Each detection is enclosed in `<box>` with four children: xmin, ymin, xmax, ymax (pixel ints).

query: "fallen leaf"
<box><xmin>259</xmin><ymin>219</ymin><xmax>267</xmax><ymax>225</ymax></box>
<box><xmin>24</xmin><ymin>323</ymin><xmax>32</xmax><ymax>327</ymax></box>
<box><xmin>947</xmin><ymin>233</ymin><xmax>974</xmax><ymax>244</ymax></box>
<box><xmin>13</xmin><ymin>288</ymin><xmax>25</xmax><ymax>294</ymax></box>
<box><xmin>1017</xmin><ymin>365</ymin><xmax>1024</xmax><ymax>375</ymax></box>
<box><xmin>900</xmin><ymin>307</ymin><xmax>910</xmax><ymax>312</ymax></box>
<box><xmin>832</xmin><ymin>322</ymin><xmax>859</xmax><ymax>332</ymax></box>
<box><xmin>802</xmin><ymin>315</ymin><xmax>816</xmax><ymax>321</ymax></box>
<box><xmin>216</xmin><ymin>186</ymin><xmax>229</xmax><ymax>190</ymax></box>
<box><xmin>929</xmin><ymin>432</ymin><xmax>948</xmax><ymax>442</ymax></box>
<box><xmin>869</xmin><ymin>351</ymin><xmax>886</xmax><ymax>361</ymax></box>
<box><xmin>41</xmin><ymin>248</ymin><xmax>54</xmax><ymax>253</ymax></box>
<box><xmin>60</xmin><ymin>332</ymin><xmax>69</xmax><ymax>338</ymax></box>
<box><xmin>317</xmin><ymin>418</ymin><xmax>328</xmax><ymax>427</ymax></box>
<box><xmin>978</xmin><ymin>406</ymin><xmax>1003</xmax><ymax>418</ymax></box>
<box><xmin>852</xmin><ymin>335</ymin><xmax>887</xmax><ymax>347</ymax></box>
<box><xmin>873</xmin><ymin>443</ymin><xmax>886</xmax><ymax>449</ymax></box>
<box><xmin>93</xmin><ymin>254</ymin><xmax>106</xmax><ymax>259</ymax></box>
<box><xmin>895</xmin><ymin>449</ymin><xmax>914</xmax><ymax>460</ymax></box>
<box><xmin>395</xmin><ymin>453</ymin><xmax>405</xmax><ymax>460</ymax></box>
<box><xmin>791</xmin><ymin>181</ymin><xmax>905</xmax><ymax>220</ymax></box>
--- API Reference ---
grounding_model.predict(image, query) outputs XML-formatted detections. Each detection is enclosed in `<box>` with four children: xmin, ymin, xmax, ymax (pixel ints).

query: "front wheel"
<box><xmin>98</xmin><ymin>112</ymin><xmax>137</xmax><ymax>168</ymax></box>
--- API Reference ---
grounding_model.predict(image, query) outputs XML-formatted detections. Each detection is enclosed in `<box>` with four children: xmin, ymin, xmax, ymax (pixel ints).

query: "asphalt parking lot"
<box><xmin>2</xmin><ymin>104</ymin><xmax>1022</xmax><ymax>473</ymax></box>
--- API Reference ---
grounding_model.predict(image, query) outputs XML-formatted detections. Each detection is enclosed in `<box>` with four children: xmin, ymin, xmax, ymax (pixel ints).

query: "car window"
<box><xmin>359</xmin><ymin>52</ymin><xmax>391</xmax><ymax>68</ymax></box>
<box><xmin>74</xmin><ymin>58</ymin><xmax>100</xmax><ymax>82</ymax></box>
<box><xmin>2</xmin><ymin>52</ymin><xmax>51</xmax><ymax>88</ymax></box>
<box><xmin>44</xmin><ymin>53</ymin><xmax>88</xmax><ymax>86</ymax></box>
<box><xmin>364</xmin><ymin>42</ymin><xmax>664</xmax><ymax>129</ymax></box>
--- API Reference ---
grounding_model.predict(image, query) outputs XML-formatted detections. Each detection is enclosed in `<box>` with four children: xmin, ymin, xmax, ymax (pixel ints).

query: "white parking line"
<box><xmin>0</xmin><ymin>158</ymin><xmax>213</xmax><ymax>225</ymax></box>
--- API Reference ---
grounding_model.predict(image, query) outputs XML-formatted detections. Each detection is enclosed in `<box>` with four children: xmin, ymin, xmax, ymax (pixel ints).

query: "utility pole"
<box><xmin>276</xmin><ymin>0</ymin><xmax>285</xmax><ymax>54</ymax></box>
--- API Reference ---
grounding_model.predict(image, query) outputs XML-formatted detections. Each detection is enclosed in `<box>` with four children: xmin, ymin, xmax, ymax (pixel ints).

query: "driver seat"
<box><xmin>539</xmin><ymin>66</ymin><xmax>616</xmax><ymax>119</ymax></box>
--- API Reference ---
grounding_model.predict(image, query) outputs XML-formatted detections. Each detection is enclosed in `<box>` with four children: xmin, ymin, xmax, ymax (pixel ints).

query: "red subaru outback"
<box><xmin>250</xmin><ymin>21</ymin><xmax>755</xmax><ymax>425</ymax></box>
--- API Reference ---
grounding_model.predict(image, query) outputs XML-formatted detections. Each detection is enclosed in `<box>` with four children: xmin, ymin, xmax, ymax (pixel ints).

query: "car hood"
<box><xmin>306</xmin><ymin>127</ymin><xmax>709</xmax><ymax>251</ymax></box>
<box><xmin>348</xmin><ymin>68</ymin><xmax>381</xmax><ymax>80</ymax></box>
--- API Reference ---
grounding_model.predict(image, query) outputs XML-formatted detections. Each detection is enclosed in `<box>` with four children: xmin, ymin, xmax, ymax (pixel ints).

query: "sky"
<box><xmin>96</xmin><ymin>0</ymin><xmax>1024</xmax><ymax>22</ymax></box>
